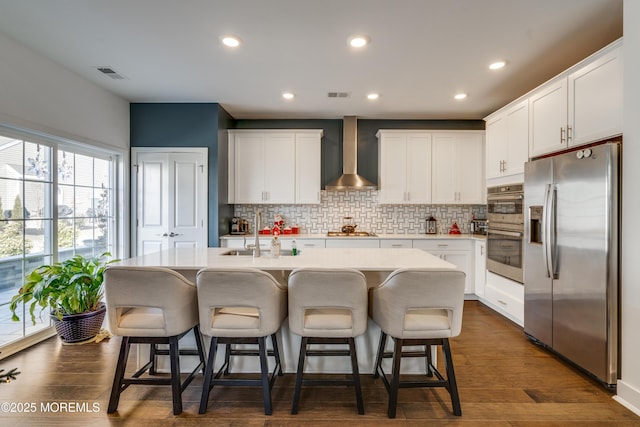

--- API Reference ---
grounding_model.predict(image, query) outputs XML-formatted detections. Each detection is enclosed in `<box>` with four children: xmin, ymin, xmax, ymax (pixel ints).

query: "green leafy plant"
<box><xmin>9</xmin><ymin>252</ymin><xmax>118</xmax><ymax>324</ymax></box>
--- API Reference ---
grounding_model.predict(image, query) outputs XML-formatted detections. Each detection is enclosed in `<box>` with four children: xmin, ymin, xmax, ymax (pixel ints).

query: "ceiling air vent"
<box><xmin>327</xmin><ymin>92</ymin><xmax>350</xmax><ymax>98</ymax></box>
<box><xmin>96</xmin><ymin>66</ymin><xmax>125</xmax><ymax>80</ymax></box>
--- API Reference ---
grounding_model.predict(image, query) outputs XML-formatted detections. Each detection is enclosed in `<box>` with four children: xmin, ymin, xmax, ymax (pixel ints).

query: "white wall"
<box><xmin>617</xmin><ymin>0</ymin><xmax>640</xmax><ymax>415</ymax></box>
<box><xmin>0</xmin><ymin>32</ymin><xmax>129</xmax><ymax>150</ymax></box>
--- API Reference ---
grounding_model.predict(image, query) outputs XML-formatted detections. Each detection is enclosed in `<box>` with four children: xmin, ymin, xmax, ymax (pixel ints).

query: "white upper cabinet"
<box><xmin>529</xmin><ymin>40</ymin><xmax>622</xmax><ymax>157</ymax></box>
<box><xmin>432</xmin><ymin>132</ymin><xmax>485</xmax><ymax>204</ymax></box>
<box><xmin>228</xmin><ymin>129</ymin><xmax>322</xmax><ymax>204</ymax></box>
<box><xmin>567</xmin><ymin>44</ymin><xmax>623</xmax><ymax>146</ymax></box>
<box><xmin>377</xmin><ymin>130</ymin><xmax>432</xmax><ymax>204</ymax></box>
<box><xmin>295</xmin><ymin>132</ymin><xmax>322</xmax><ymax>203</ymax></box>
<box><xmin>485</xmin><ymin>100</ymin><xmax>528</xmax><ymax>181</ymax></box>
<box><xmin>529</xmin><ymin>78</ymin><xmax>569</xmax><ymax>157</ymax></box>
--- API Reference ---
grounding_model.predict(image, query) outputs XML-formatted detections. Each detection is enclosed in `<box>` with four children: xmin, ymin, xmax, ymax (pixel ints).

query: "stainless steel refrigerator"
<box><xmin>523</xmin><ymin>140</ymin><xmax>620</xmax><ymax>387</ymax></box>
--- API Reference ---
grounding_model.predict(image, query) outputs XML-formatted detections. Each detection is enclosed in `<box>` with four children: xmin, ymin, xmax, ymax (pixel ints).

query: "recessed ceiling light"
<box><xmin>349</xmin><ymin>35</ymin><xmax>370</xmax><ymax>48</ymax></box>
<box><xmin>489</xmin><ymin>61</ymin><xmax>506</xmax><ymax>70</ymax></box>
<box><xmin>367</xmin><ymin>93</ymin><xmax>380</xmax><ymax>100</ymax></box>
<box><xmin>282</xmin><ymin>92</ymin><xmax>295</xmax><ymax>100</ymax></box>
<box><xmin>454</xmin><ymin>93</ymin><xmax>467</xmax><ymax>100</ymax></box>
<box><xmin>221</xmin><ymin>35</ymin><xmax>241</xmax><ymax>47</ymax></box>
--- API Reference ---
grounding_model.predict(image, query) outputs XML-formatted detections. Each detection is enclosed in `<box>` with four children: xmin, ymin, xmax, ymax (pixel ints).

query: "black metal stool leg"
<box><xmin>271</xmin><ymin>333</ymin><xmax>283</xmax><ymax>376</ymax></box>
<box><xmin>443</xmin><ymin>338</ymin><xmax>462</xmax><ymax>416</ymax></box>
<box><xmin>149</xmin><ymin>343</ymin><xmax>157</xmax><ymax>375</ymax></box>
<box><xmin>373</xmin><ymin>331</ymin><xmax>387</xmax><ymax>379</ymax></box>
<box><xmin>388</xmin><ymin>338</ymin><xmax>403</xmax><ymax>419</ymax></box>
<box><xmin>199</xmin><ymin>336</ymin><xmax>219</xmax><ymax>414</ymax></box>
<box><xmin>349</xmin><ymin>337</ymin><xmax>365</xmax><ymax>415</ymax></box>
<box><xmin>169</xmin><ymin>336</ymin><xmax>182</xmax><ymax>415</ymax></box>
<box><xmin>193</xmin><ymin>325</ymin><xmax>207</xmax><ymax>374</ymax></box>
<box><xmin>258</xmin><ymin>337</ymin><xmax>273</xmax><ymax>415</ymax></box>
<box><xmin>223</xmin><ymin>343</ymin><xmax>232</xmax><ymax>375</ymax></box>
<box><xmin>107</xmin><ymin>337</ymin><xmax>130</xmax><ymax>414</ymax></box>
<box><xmin>291</xmin><ymin>336</ymin><xmax>308</xmax><ymax>415</ymax></box>
<box><xmin>425</xmin><ymin>344</ymin><xmax>434</xmax><ymax>377</ymax></box>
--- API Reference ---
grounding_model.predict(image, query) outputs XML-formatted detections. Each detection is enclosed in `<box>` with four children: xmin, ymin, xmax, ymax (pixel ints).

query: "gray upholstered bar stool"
<box><xmin>196</xmin><ymin>268</ymin><xmax>287</xmax><ymax>415</ymax></box>
<box><xmin>288</xmin><ymin>268</ymin><xmax>368</xmax><ymax>415</ymax></box>
<box><xmin>371</xmin><ymin>268</ymin><xmax>466</xmax><ymax>418</ymax></box>
<box><xmin>104</xmin><ymin>266</ymin><xmax>206</xmax><ymax>415</ymax></box>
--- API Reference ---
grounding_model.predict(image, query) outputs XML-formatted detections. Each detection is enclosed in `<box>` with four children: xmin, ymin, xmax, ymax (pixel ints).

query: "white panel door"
<box><xmin>529</xmin><ymin>79</ymin><xmax>568</xmax><ymax>157</ymax></box>
<box><xmin>457</xmin><ymin>133</ymin><xmax>484</xmax><ymax>204</ymax></box>
<box><xmin>431</xmin><ymin>134</ymin><xmax>457</xmax><ymax>204</ymax></box>
<box><xmin>378</xmin><ymin>134</ymin><xmax>407</xmax><ymax>204</ymax></box>
<box><xmin>133</xmin><ymin>149</ymin><xmax>208</xmax><ymax>255</ymax></box>
<box><xmin>406</xmin><ymin>133</ymin><xmax>432</xmax><ymax>204</ymax></box>
<box><xmin>295</xmin><ymin>132</ymin><xmax>322</xmax><ymax>203</ymax></box>
<box><xmin>234</xmin><ymin>134</ymin><xmax>265</xmax><ymax>203</ymax></box>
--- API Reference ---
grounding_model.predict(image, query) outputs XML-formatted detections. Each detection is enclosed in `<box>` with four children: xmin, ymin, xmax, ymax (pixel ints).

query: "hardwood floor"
<box><xmin>0</xmin><ymin>301</ymin><xmax>638</xmax><ymax>426</ymax></box>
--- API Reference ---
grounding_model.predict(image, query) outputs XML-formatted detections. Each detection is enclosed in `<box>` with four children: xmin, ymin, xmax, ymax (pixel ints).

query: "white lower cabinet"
<box><xmin>483</xmin><ymin>271</ymin><xmax>524</xmax><ymax>326</ymax></box>
<box><xmin>281</xmin><ymin>239</ymin><xmax>325</xmax><ymax>250</ymax></box>
<box><xmin>412</xmin><ymin>240</ymin><xmax>474</xmax><ymax>294</ymax></box>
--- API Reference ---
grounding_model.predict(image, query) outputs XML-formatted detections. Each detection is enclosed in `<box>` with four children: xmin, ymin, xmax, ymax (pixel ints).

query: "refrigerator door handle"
<box><xmin>545</xmin><ymin>184</ymin><xmax>558</xmax><ymax>279</ymax></box>
<box><xmin>543</xmin><ymin>184</ymin><xmax>553</xmax><ymax>278</ymax></box>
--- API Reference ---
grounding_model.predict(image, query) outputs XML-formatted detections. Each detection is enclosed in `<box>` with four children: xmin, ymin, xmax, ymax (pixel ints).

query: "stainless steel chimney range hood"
<box><xmin>325</xmin><ymin>116</ymin><xmax>377</xmax><ymax>190</ymax></box>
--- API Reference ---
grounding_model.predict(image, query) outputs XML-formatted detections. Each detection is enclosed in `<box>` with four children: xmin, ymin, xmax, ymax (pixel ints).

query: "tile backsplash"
<box><xmin>234</xmin><ymin>190</ymin><xmax>486</xmax><ymax>234</ymax></box>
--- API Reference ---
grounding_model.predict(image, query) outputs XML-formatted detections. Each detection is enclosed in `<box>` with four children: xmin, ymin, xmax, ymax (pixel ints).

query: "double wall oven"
<box><xmin>487</xmin><ymin>184</ymin><xmax>524</xmax><ymax>284</ymax></box>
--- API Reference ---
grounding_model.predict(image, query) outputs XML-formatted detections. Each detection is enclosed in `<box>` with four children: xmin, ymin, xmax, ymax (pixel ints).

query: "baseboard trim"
<box><xmin>614</xmin><ymin>380</ymin><xmax>640</xmax><ymax>416</ymax></box>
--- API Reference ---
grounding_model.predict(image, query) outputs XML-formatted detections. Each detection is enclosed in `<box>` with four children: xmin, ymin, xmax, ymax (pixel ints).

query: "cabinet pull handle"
<box><xmin>437</xmin><ymin>244</ymin><xmax>449</xmax><ymax>247</ymax></box>
<box><xmin>560</xmin><ymin>127</ymin><xmax>566</xmax><ymax>144</ymax></box>
<box><xmin>567</xmin><ymin>125</ymin><xmax>572</xmax><ymax>141</ymax></box>
<box><xmin>391</xmin><ymin>244</ymin><xmax>403</xmax><ymax>247</ymax></box>
<box><xmin>498</xmin><ymin>299</ymin><xmax>507</xmax><ymax>306</ymax></box>
<box><xmin>481</xmin><ymin>245</ymin><xmax>484</xmax><ymax>256</ymax></box>
<box><xmin>303</xmin><ymin>244</ymin><xmax>315</xmax><ymax>247</ymax></box>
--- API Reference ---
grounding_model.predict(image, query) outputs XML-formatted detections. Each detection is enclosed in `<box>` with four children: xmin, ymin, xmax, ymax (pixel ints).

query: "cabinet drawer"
<box><xmin>484</xmin><ymin>272</ymin><xmax>524</xmax><ymax>324</ymax></box>
<box><xmin>412</xmin><ymin>239</ymin><xmax>471</xmax><ymax>251</ymax></box>
<box><xmin>325</xmin><ymin>239</ymin><xmax>380</xmax><ymax>248</ymax></box>
<box><xmin>380</xmin><ymin>239</ymin><xmax>413</xmax><ymax>248</ymax></box>
<box><xmin>282</xmin><ymin>239</ymin><xmax>325</xmax><ymax>249</ymax></box>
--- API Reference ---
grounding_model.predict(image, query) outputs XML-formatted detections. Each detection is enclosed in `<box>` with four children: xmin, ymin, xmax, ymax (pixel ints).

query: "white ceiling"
<box><xmin>0</xmin><ymin>0</ymin><xmax>623</xmax><ymax>120</ymax></box>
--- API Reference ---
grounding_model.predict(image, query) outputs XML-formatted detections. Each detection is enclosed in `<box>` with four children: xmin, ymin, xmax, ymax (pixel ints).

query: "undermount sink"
<box><xmin>221</xmin><ymin>249</ymin><xmax>299</xmax><ymax>256</ymax></box>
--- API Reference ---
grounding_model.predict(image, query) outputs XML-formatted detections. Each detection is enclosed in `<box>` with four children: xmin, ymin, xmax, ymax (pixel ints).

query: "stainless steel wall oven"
<box><xmin>487</xmin><ymin>184</ymin><xmax>524</xmax><ymax>283</ymax></box>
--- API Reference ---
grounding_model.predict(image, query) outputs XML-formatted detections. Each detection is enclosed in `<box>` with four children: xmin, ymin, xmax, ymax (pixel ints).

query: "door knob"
<box><xmin>169</xmin><ymin>232</ymin><xmax>180</xmax><ymax>237</ymax></box>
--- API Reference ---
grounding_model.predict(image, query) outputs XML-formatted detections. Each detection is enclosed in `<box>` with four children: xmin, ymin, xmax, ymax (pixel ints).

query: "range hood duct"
<box><xmin>325</xmin><ymin>116</ymin><xmax>377</xmax><ymax>190</ymax></box>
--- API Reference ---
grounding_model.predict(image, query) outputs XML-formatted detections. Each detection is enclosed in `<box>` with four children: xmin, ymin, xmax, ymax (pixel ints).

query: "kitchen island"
<box><xmin>114</xmin><ymin>247</ymin><xmax>457</xmax><ymax>374</ymax></box>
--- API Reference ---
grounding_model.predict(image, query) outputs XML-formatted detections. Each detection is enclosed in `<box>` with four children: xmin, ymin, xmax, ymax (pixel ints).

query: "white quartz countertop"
<box><xmin>115</xmin><ymin>247</ymin><xmax>456</xmax><ymax>272</ymax></box>
<box><xmin>221</xmin><ymin>233</ymin><xmax>486</xmax><ymax>241</ymax></box>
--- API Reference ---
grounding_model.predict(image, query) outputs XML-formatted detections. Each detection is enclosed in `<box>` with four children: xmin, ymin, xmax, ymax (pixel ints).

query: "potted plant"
<box><xmin>10</xmin><ymin>252</ymin><xmax>117</xmax><ymax>343</ymax></box>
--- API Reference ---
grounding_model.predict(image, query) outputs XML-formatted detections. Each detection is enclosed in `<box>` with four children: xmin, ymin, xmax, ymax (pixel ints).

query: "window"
<box><xmin>0</xmin><ymin>132</ymin><xmax>119</xmax><ymax>350</ymax></box>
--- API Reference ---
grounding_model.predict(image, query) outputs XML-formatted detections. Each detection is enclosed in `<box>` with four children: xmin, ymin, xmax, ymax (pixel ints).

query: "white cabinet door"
<box><xmin>568</xmin><ymin>45</ymin><xmax>623</xmax><ymax>146</ymax></box>
<box><xmin>263</xmin><ymin>133</ymin><xmax>295</xmax><ymax>203</ymax></box>
<box><xmin>505</xmin><ymin>100</ymin><xmax>529</xmax><ymax>176</ymax></box>
<box><xmin>412</xmin><ymin>239</ymin><xmax>473</xmax><ymax>294</ymax></box>
<box><xmin>457</xmin><ymin>133</ymin><xmax>484</xmax><ymax>204</ymax></box>
<box><xmin>431</xmin><ymin>134</ymin><xmax>457</xmax><ymax>204</ymax></box>
<box><xmin>529</xmin><ymin>78</ymin><xmax>568</xmax><ymax>157</ymax></box>
<box><xmin>432</xmin><ymin>132</ymin><xmax>484</xmax><ymax>204</ymax></box>
<box><xmin>234</xmin><ymin>134</ymin><xmax>265</xmax><ymax>203</ymax></box>
<box><xmin>485</xmin><ymin>115</ymin><xmax>507</xmax><ymax>180</ymax></box>
<box><xmin>428</xmin><ymin>250</ymin><xmax>473</xmax><ymax>294</ymax></box>
<box><xmin>377</xmin><ymin>131</ymin><xmax>431</xmax><ymax>204</ymax></box>
<box><xmin>474</xmin><ymin>239</ymin><xmax>487</xmax><ymax>298</ymax></box>
<box><xmin>295</xmin><ymin>132</ymin><xmax>322</xmax><ymax>203</ymax></box>
<box><xmin>406</xmin><ymin>134</ymin><xmax>432</xmax><ymax>203</ymax></box>
<box><xmin>378</xmin><ymin>133</ymin><xmax>408</xmax><ymax>204</ymax></box>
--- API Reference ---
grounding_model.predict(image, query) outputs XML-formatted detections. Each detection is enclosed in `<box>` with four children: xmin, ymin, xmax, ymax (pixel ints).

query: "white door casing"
<box><xmin>132</xmin><ymin>148</ymin><xmax>208</xmax><ymax>255</ymax></box>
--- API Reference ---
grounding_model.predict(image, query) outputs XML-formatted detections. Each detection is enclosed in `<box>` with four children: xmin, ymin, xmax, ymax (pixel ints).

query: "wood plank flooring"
<box><xmin>0</xmin><ymin>301</ymin><xmax>638</xmax><ymax>426</ymax></box>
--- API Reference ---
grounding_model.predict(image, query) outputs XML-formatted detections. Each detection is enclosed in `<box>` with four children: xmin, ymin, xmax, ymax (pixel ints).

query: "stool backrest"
<box><xmin>104</xmin><ymin>266</ymin><xmax>198</xmax><ymax>336</ymax></box>
<box><xmin>288</xmin><ymin>268</ymin><xmax>368</xmax><ymax>336</ymax></box>
<box><xmin>196</xmin><ymin>268</ymin><xmax>287</xmax><ymax>337</ymax></box>
<box><xmin>372</xmin><ymin>268</ymin><xmax>466</xmax><ymax>338</ymax></box>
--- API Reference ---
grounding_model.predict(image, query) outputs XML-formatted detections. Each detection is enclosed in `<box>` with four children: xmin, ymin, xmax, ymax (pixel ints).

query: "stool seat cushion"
<box><xmin>117</xmin><ymin>307</ymin><xmax>164</xmax><ymax>330</ymax></box>
<box><xmin>211</xmin><ymin>308</ymin><xmax>261</xmax><ymax>330</ymax></box>
<box><xmin>304</xmin><ymin>308</ymin><xmax>353</xmax><ymax>333</ymax></box>
<box><xmin>404</xmin><ymin>308</ymin><xmax>452</xmax><ymax>338</ymax></box>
